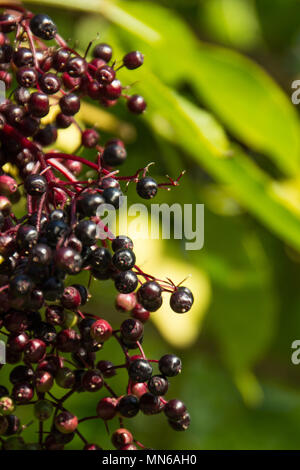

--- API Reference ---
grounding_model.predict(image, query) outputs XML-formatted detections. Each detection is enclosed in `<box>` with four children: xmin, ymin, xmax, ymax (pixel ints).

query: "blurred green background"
<box><xmin>4</xmin><ymin>0</ymin><xmax>300</xmax><ymax>450</ymax></box>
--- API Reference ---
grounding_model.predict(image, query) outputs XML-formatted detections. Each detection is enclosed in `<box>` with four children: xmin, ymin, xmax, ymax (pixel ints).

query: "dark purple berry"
<box><xmin>29</xmin><ymin>14</ymin><xmax>57</xmax><ymax>40</ymax></box>
<box><xmin>112</xmin><ymin>248</ymin><xmax>135</xmax><ymax>271</ymax></box>
<box><xmin>102</xmin><ymin>144</ymin><xmax>127</xmax><ymax>167</ymax></box>
<box><xmin>118</xmin><ymin>395</ymin><xmax>139</xmax><ymax>418</ymax></box>
<box><xmin>170</xmin><ymin>286</ymin><xmax>194</xmax><ymax>313</ymax></box>
<box><xmin>159</xmin><ymin>354</ymin><xmax>182</xmax><ymax>377</ymax></box>
<box><xmin>128</xmin><ymin>358</ymin><xmax>152</xmax><ymax>382</ymax></box>
<box><xmin>115</xmin><ymin>270</ymin><xmax>138</xmax><ymax>294</ymax></box>
<box><xmin>136</xmin><ymin>177</ymin><xmax>158</xmax><ymax>199</ymax></box>
<box><xmin>127</xmin><ymin>94</ymin><xmax>147</xmax><ymax>114</ymax></box>
<box><xmin>123</xmin><ymin>51</ymin><xmax>144</xmax><ymax>69</ymax></box>
<box><xmin>93</xmin><ymin>43</ymin><xmax>112</xmax><ymax>62</ymax></box>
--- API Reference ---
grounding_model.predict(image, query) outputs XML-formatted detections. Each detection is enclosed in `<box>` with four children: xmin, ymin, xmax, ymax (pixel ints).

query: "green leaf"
<box><xmin>191</xmin><ymin>46</ymin><xmax>300</xmax><ymax>175</ymax></box>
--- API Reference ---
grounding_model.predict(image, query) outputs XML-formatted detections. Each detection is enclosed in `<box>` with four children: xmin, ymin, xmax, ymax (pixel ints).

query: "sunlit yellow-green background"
<box><xmin>4</xmin><ymin>0</ymin><xmax>300</xmax><ymax>450</ymax></box>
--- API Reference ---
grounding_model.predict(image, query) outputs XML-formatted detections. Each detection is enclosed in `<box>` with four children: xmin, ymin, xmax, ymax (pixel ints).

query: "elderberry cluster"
<box><xmin>0</xmin><ymin>4</ymin><xmax>194</xmax><ymax>450</ymax></box>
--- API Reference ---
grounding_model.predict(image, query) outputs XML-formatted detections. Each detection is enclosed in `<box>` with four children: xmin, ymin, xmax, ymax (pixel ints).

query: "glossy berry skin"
<box><xmin>112</xmin><ymin>235</ymin><xmax>133</xmax><ymax>252</ymax></box>
<box><xmin>104</xmin><ymin>80</ymin><xmax>122</xmax><ymax>100</ymax></box>
<box><xmin>55</xmin><ymin>412</ymin><xmax>78</xmax><ymax>434</ymax></box>
<box><xmin>61</xmin><ymin>286</ymin><xmax>82</xmax><ymax>310</ymax></box>
<box><xmin>97</xmin><ymin>397</ymin><xmax>118</xmax><ymax>420</ymax></box>
<box><xmin>9</xmin><ymin>365</ymin><xmax>34</xmax><ymax>385</ymax></box>
<box><xmin>31</xmin><ymin>243</ymin><xmax>52</xmax><ymax>265</ymax></box>
<box><xmin>120</xmin><ymin>318</ymin><xmax>143</xmax><ymax>342</ymax></box>
<box><xmin>127</xmin><ymin>95</ymin><xmax>147</xmax><ymax>114</ymax></box>
<box><xmin>123</xmin><ymin>51</ymin><xmax>144</xmax><ymax>69</ymax></box>
<box><xmin>29</xmin><ymin>14</ymin><xmax>57</xmax><ymax>40</ymax></box>
<box><xmin>96</xmin><ymin>65</ymin><xmax>116</xmax><ymax>85</ymax></box>
<box><xmin>12</xmin><ymin>383</ymin><xmax>34</xmax><ymax>403</ymax></box>
<box><xmin>164</xmin><ymin>399</ymin><xmax>186</xmax><ymax>421</ymax></box>
<box><xmin>28</xmin><ymin>92</ymin><xmax>50</xmax><ymax>118</ymax></box>
<box><xmin>9</xmin><ymin>274</ymin><xmax>34</xmax><ymax>298</ymax></box>
<box><xmin>159</xmin><ymin>354</ymin><xmax>182</xmax><ymax>377</ymax></box>
<box><xmin>139</xmin><ymin>295</ymin><xmax>162</xmax><ymax>312</ymax></box>
<box><xmin>137</xmin><ymin>177</ymin><xmax>158</xmax><ymax>199</ymax></box>
<box><xmin>112</xmin><ymin>248</ymin><xmax>136</xmax><ymax>271</ymax></box>
<box><xmin>75</xmin><ymin>220</ymin><xmax>97</xmax><ymax>246</ymax></box>
<box><xmin>96</xmin><ymin>360</ymin><xmax>116</xmax><ymax>378</ymax></box>
<box><xmin>59</xmin><ymin>93</ymin><xmax>80</xmax><ymax>115</ymax></box>
<box><xmin>115</xmin><ymin>270</ymin><xmax>138</xmax><ymax>294</ymax></box>
<box><xmin>16</xmin><ymin>67</ymin><xmax>38</xmax><ymax>88</ymax></box>
<box><xmin>13</xmin><ymin>48</ymin><xmax>33</xmax><ymax>67</ymax></box>
<box><xmin>128</xmin><ymin>359</ymin><xmax>152</xmax><ymax>383</ymax></box>
<box><xmin>25</xmin><ymin>174</ymin><xmax>47</xmax><ymax>196</ymax></box>
<box><xmin>45</xmin><ymin>220</ymin><xmax>68</xmax><ymax>247</ymax></box>
<box><xmin>132</xmin><ymin>304</ymin><xmax>150</xmax><ymax>323</ymax></box>
<box><xmin>139</xmin><ymin>393</ymin><xmax>161</xmax><ymax>415</ymax></box>
<box><xmin>39</xmin><ymin>73</ymin><xmax>61</xmax><ymax>94</ymax></box>
<box><xmin>103</xmin><ymin>187</ymin><xmax>123</xmax><ymax>209</ymax></box>
<box><xmin>170</xmin><ymin>286</ymin><xmax>194</xmax><ymax>313</ymax></box>
<box><xmin>139</xmin><ymin>281</ymin><xmax>162</xmax><ymax>301</ymax></box>
<box><xmin>23</xmin><ymin>339</ymin><xmax>46</xmax><ymax>363</ymax></box>
<box><xmin>35</xmin><ymin>370</ymin><xmax>54</xmax><ymax>393</ymax></box>
<box><xmin>102</xmin><ymin>144</ymin><xmax>127</xmax><ymax>167</ymax></box>
<box><xmin>53</xmin><ymin>49</ymin><xmax>70</xmax><ymax>71</ymax></box>
<box><xmin>118</xmin><ymin>395</ymin><xmax>139</xmax><ymax>418</ymax></box>
<box><xmin>81</xmin><ymin>369</ymin><xmax>103</xmax><ymax>392</ymax></box>
<box><xmin>111</xmin><ymin>428</ymin><xmax>133</xmax><ymax>449</ymax></box>
<box><xmin>17</xmin><ymin>224</ymin><xmax>38</xmax><ymax>250</ymax></box>
<box><xmin>77</xmin><ymin>192</ymin><xmax>104</xmax><ymax>217</ymax></box>
<box><xmin>148</xmin><ymin>375</ymin><xmax>169</xmax><ymax>396</ymax></box>
<box><xmin>116</xmin><ymin>293</ymin><xmax>137</xmax><ymax>312</ymax></box>
<box><xmin>67</xmin><ymin>57</ymin><xmax>87</xmax><ymax>77</ymax></box>
<box><xmin>93</xmin><ymin>43</ymin><xmax>113</xmax><ymax>62</ymax></box>
<box><xmin>168</xmin><ymin>412</ymin><xmax>190</xmax><ymax>431</ymax></box>
<box><xmin>54</xmin><ymin>247</ymin><xmax>82</xmax><ymax>274</ymax></box>
<box><xmin>90</xmin><ymin>247</ymin><xmax>111</xmax><ymax>271</ymax></box>
<box><xmin>90</xmin><ymin>319</ymin><xmax>112</xmax><ymax>343</ymax></box>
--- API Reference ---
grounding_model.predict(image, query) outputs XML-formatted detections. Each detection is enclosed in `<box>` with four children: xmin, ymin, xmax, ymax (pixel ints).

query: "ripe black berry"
<box><xmin>123</xmin><ymin>51</ymin><xmax>144</xmax><ymax>69</ymax></box>
<box><xmin>39</xmin><ymin>73</ymin><xmax>61</xmax><ymax>94</ymax></box>
<box><xmin>93</xmin><ymin>43</ymin><xmax>113</xmax><ymax>62</ymax></box>
<box><xmin>128</xmin><ymin>359</ymin><xmax>152</xmax><ymax>383</ymax></box>
<box><xmin>9</xmin><ymin>365</ymin><xmax>34</xmax><ymax>385</ymax></box>
<box><xmin>81</xmin><ymin>369</ymin><xmax>103</xmax><ymax>392</ymax></box>
<box><xmin>139</xmin><ymin>393</ymin><xmax>161</xmax><ymax>415</ymax></box>
<box><xmin>170</xmin><ymin>286</ymin><xmax>194</xmax><ymax>313</ymax></box>
<box><xmin>148</xmin><ymin>375</ymin><xmax>169</xmax><ymax>396</ymax></box>
<box><xmin>29</xmin><ymin>14</ymin><xmax>57</xmax><ymax>40</ymax></box>
<box><xmin>164</xmin><ymin>399</ymin><xmax>186</xmax><ymax>421</ymax></box>
<box><xmin>103</xmin><ymin>187</ymin><xmax>123</xmax><ymax>209</ymax></box>
<box><xmin>102</xmin><ymin>144</ymin><xmax>127</xmax><ymax>167</ymax></box>
<box><xmin>59</xmin><ymin>93</ymin><xmax>80</xmax><ymax>115</ymax></box>
<box><xmin>75</xmin><ymin>220</ymin><xmax>97</xmax><ymax>246</ymax></box>
<box><xmin>112</xmin><ymin>235</ymin><xmax>133</xmax><ymax>252</ymax></box>
<box><xmin>13</xmin><ymin>48</ymin><xmax>33</xmax><ymax>67</ymax></box>
<box><xmin>120</xmin><ymin>318</ymin><xmax>143</xmax><ymax>342</ymax></box>
<box><xmin>77</xmin><ymin>192</ymin><xmax>104</xmax><ymax>217</ymax></box>
<box><xmin>118</xmin><ymin>395</ymin><xmax>139</xmax><ymax>418</ymax></box>
<box><xmin>139</xmin><ymin>281</ymin><xmax>162</xmax><ymax>301</ymax></box>
<box><xmin>23</xmin><ymin>339</ymin><xmax>46</xmax><ymax>363</ymax></box>
<box><xmin>67</xmin><ymin>57</ymin><xmax>87</xmax><ymax>77</ymax></box>
<box><xmin>28</xmin><ymin>92</ymin><xmax>50</xmax><ymax>118</ymax></box>
<box><xmin>16</xmin><ymin>67</ymin><xmax>38</xmax><ymax>88</ymax></box>
<box><xmin>136</xmin><ymin>177</ymin><xmax>158</xmax><ymax>199</ymax></box>
<box><xmin>112</xmin><ymin>248</ymin><xmax>136</xmax><ymax>271</ymax></box>
<box><xmin>55</xmin><ymin>247</ymin><xmax>82</xmax><ymax>274</ymax></box>
<box><xmin>159</xmin><ymin>354</ymin><xmax>182</xmax><ymax>377</ymax></box>
<box><xmin>127</xmin><ymin>94</ymin><xmax>147</xmax><ymax>114</ymax></box>
<box><xmin>115</xmin><ymin>270</ymin><xmax>138</xmax><ymax>293</ymax></box>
